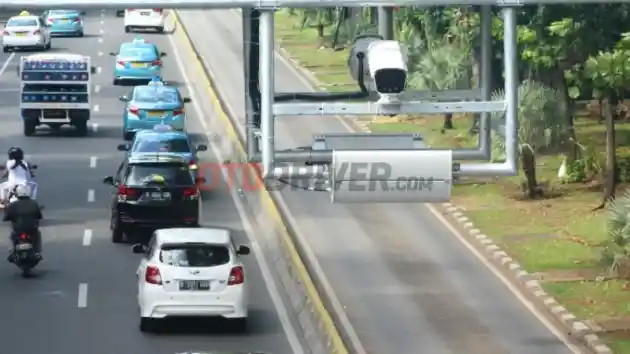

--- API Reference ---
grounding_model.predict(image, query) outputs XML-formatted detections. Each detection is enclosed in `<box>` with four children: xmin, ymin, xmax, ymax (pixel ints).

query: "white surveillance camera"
<box><xmin>348</xmin><ymin>35</ymin><xmax>408</xmax><ymax>103</ymax></box>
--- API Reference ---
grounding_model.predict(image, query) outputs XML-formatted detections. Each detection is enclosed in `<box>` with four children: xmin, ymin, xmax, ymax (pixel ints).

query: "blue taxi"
<box><xmin>117</xmin><ymin>125</ymin><xmax>207</xmax><ymax>167</ymax></box>
<box><xmin>110</xmin><ymin>37</ymin><xmax>166</xmax><ymax>85</ymax></box>
<box><xmin>42</xmin><ymin>9</ymin><xmax>85</xmax><ymax>37</ymax></box>
<box><xmin>119</xmin><ymin>79</ymin><xmax>191</xmax><ymax>140</ymax></box>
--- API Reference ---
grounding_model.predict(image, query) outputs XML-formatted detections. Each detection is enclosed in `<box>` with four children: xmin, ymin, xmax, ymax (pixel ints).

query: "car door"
<box><xmin>137</xmin><ymin>234</ymin><xmax>157</xmax><ymax>303</ymax></box>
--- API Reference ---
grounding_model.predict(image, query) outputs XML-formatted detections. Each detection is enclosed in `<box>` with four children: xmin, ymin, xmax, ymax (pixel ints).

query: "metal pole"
<box><xmin>478</xmin><ymin>5</ymin><xmax>492</xmax><ymax>160</ymax></box>
<box><xmin>259</xmin><ymin>10</ymin><xmax>275</xmax><ymax>177</ymax></box>
<box><xmin>377</xmin><ymin>7</ymin><xmax>394</xmax><ymax>40</ymax></box>
<box><xmin>242</xmin><ymin>8</ymin><xmax>258</xmax><ymax>158</ymax></box>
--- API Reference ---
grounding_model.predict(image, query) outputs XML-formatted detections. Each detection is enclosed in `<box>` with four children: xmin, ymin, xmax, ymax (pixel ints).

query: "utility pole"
<box><xmin>377</xmin><ymin>7</ymin><xmax>394</xmax><ymax>40</ymax></box>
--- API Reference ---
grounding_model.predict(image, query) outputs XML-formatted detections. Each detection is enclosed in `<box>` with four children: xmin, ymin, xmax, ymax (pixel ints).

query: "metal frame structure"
<box><xmin>6</xmin><ymin>0</ymin><xmax>609</xmax><ymax>201</ymax></box>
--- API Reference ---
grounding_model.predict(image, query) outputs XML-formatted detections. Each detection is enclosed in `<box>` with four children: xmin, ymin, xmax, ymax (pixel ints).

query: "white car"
<box><xmin>2</xmin><ymin>15</ymin><xmax>51</xmax><ymax>52</ymax></box>
<box><xmin>124</xmin><ymin>9</ymin><xmax>165</xmax><ymax>33</ymax></box>
<box><xmin>133</xmin><ymin>227</ymin><xmax>250</xmax><ymax>332</ymax></box>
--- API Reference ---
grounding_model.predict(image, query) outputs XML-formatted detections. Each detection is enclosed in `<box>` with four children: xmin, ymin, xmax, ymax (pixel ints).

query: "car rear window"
<box><xmin>135</xmin><ymin>139</ymin><xmax>191</xmax><ymax>153</ymax></box>
<box><xmin>126</xmin><ymin>163</ymin><xmax>194</xmax><ymax>186</ymax></box>
<box><xmin>50</xmin><ymin>10</ymin><xmax>79</xmax><ymax>15</ymax></box>
<box><xmin>160</xmin><ymin>244</ymin><xmax>230</xmax><ymax>267</ymax></box>
<box><xmin>8</xmin><ymin>19</ymin><xmax>38</xmax><ymax>27</ymax></box>
<box><xmin>134</xmin><ymin>88</ymin><xmax>179</xmax><ymax>103</ymax></box>
<box><xmin>120</xmin><ymin>46</ymin><xmax>156</xmax><ymax>59</ymax></box>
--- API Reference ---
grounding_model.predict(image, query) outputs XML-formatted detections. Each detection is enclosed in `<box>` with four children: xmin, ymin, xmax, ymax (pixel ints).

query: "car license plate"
<box><xmin>140</xmin><ymin>12</ymin><xmax>150</xmax><ymax>15</ymax></box>
<box><xmin>147</xmin><ymin>191</ymin><xmax>170</xmax><ymax>200</ymax></box>
<box><xmin>179</xmin><ymin>280</ymin><xmax>210</xmax><ymax>291</ymax></box>
<box><xmin>148</xmin><ymin>111</ymin><xmax>164</xmax><ymax>117</ymax></box>
<box><xmin>15</xmin><ymin>244</ymin><xmax>32</xmax><ymax>250</ymax></box>
<box><xmin>15</xmin><ymin>33</ymin><xmax>27</xmax><ymax>37</ymax></box>
<box><xmin>131</xmin><ymin>63</ymin><xmax>145</xmax><ymax>68</ymax></box>
<box><xmin>61</xmin><ymin>19</ymin><xmax>70</xmax><ymax>23</ymax></box>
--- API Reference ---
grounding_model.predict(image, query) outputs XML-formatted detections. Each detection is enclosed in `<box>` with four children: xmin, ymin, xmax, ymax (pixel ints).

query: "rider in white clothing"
<box><xmin>0</xmin><ymin>147</ymin><xmax>37</xmax><ymax>204</ymax></box>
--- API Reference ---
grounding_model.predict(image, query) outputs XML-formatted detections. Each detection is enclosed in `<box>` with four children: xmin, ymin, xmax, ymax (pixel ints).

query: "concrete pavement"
<box><xmin>0</xmin><ymin>9</ymin><xmax>304</xmax><ymax>354</ymax></box>
<box><xmin>176</xmin><ymin>9</ymin><xmax>584</xmax><ymax>354</ymax></box>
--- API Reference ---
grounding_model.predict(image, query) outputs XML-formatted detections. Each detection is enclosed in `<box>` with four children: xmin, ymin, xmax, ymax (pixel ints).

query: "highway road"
<box><xmin>0</xmin><ymin>10</ymin><xmax>303</xmax><ymax>354</ymax></box>
<box><xmin>176</xmin><ymin>9</ymin><xmax>585</xmax><ymax>354</ymax></box>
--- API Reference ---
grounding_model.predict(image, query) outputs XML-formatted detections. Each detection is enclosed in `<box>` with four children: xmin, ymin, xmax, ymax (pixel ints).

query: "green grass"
<box><xmin>274</xmin><ymin>10</ymin><xmax>630</xmax><ymax>351</ymax></box>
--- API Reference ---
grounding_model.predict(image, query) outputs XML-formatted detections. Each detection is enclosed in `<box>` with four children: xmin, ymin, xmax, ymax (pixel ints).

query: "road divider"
<box><xmin>172</xmin><ymin>10</ymin><xmax>349</xmax><ymax>354</ymax></box>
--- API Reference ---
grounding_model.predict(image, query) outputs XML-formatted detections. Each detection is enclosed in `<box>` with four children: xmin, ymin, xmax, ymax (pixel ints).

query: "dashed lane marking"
<box><xmin>93</xmin><ymin>104</ymin><xmax>100</xmax><ymax>113</ymax></box>
<box><xmin>96</xmin><ymin>67</ymin><xmax>102</xmax><ymax>74</ymax></box>
<box><xmin>83</xmin><ymin>229</ymin><xmax>92</xmax><ymax>246</ymax></box>
<box><xmin>92</xmin><ymin>123</ymin><xmax>98</xmax><ymax>133</ymax></box>
<box><xmin>87</xmin><ymin>189</ymin><xmax>95</xmax><ymax>203</ymax></box>
<box><xmin>94</xmin><ymin>85</ymin><xmax>101</xmax><ymax>93</ymax></box>
<box><xmin>98</xmin><ymin>38</ymin><xmax>103</xmax><ymax>43</ymax></box>
<box><xmin>77</xmin><ymin>283</ymin><xmax>88</xmax><ymax>308</ymax></box>
<box><xmin>0</xmin><ymin>52</ymin><xmax>15</xmax><ymax>77</ymax></box>
<box><xmin>89</xmin><ymin>156</ymin><xmax>97</xmax><ymax>168</ymax></box>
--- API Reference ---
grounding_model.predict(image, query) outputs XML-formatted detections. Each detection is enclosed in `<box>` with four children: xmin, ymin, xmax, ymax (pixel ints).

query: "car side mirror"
<box><xmin>196</xmin><ymin>144</ymin><xmax>207</xmax><ymax>151</ymax></box>
<box><xmin>132</xmin><ymin>244</ymin><xmax>147</xmax><ymax>254</ymax></box>
<box><xmin>80</xmin><ymin>11</ymin><xmax>86</xmax><ymax>15</ymax></box>
<box><xmin>109</xmin><ymin>52</ymin><xmax>117</xmax><ymax>56</ymax></box>
<box><xmin>103</xmin><ymin>176</ymin><xmax>114</xmax><ymax>185</ymax></box>
<box><xmin>119</xmin><ymin>95</ymin><xmax>129</xmax><ymax>102</ymax></box>
<box><xmin>195</xmin><ymin>177</ymin><xmax>206</xmax><ymax>184</ymax></box>
<box><xmin>183</xmin><ymin>97</ymin><xmax>192</xmax><ymax>103</ymax></box>
<box><xmin>117</xmin><ymin>144</ymin><xmax>130</xmax><ymax>151</ymax></box>
<box><xmin>30</xmin><ymin>164</ymin><xmax>38</xmax><ymax>169</ymax></box>
<box><xmin>236</xmin><ymin>245</ymin><xmax>250</xmax><ymax>255</ymax></box>
<box><xmin>160</xmin><ymin>52</ymin><xmax>167</xmax><ymax>57</ymax></box>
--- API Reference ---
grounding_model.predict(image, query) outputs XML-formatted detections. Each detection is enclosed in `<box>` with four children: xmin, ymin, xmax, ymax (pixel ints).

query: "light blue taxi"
<box><xmin>119</xmin><ymin>79</ymin><xmax>191</xmax><ymax>140</ymax></box>
<box><xmin>117</xmin><ymin>125</ymin><xmax>207</xmax><ymax>167</ymax></box>
<box><xmin>110</xmin><ymin>37</ymin><xmax>166</xmax><ymax>85</ymax></box>
<box><xmin>41</xmin><ymin>9</ymin><xmax>85</xmax><ymax>37</ymax></box>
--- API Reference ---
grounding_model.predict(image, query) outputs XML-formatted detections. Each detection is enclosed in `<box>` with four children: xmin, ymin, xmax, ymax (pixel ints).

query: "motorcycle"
<box><xmin>0</xmin><ymin>164</ymin><xmax>38</xmax><ymax>206</ymax></box>
<box><xmin>10</xmin><ymin>230</ymin><xmax>41</xmax><ymax>277</ymax></box>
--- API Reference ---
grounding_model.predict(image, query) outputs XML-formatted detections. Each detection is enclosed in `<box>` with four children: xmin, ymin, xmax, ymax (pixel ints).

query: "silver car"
<box><xmin>2</xmin><ymin>15</ymin><xmax>52</xmax><ymax>52</ymax></box>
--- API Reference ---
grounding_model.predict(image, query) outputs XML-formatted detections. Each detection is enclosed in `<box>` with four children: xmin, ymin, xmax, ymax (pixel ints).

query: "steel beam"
<box><xmin>2</xmin><ymin>0</ymin><xmax>625</xmax><ymax>10</ymax></box>
<box><xmin>273</xmin><ymin>101</ymin><xmax>506</xmax><ymax>116</ymax></box>
<box><xmin>259</xmin><ymin>10</ymin><xmax>275</xmax><ymax>177</ymax></box>
<box><xmin>242</xmin><ymin>8</ymin><xmax>259</xmax><ymax>157</ymax></box>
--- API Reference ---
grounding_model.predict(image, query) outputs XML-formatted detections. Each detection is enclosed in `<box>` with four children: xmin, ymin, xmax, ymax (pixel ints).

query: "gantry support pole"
<box><xmin>377</xmin><ymin>7</ymin><xmax>394</xmax><ymax>40</ymax></box>
<box><xmin>259</xmin><ymin>10</ymin><xmax>275</xmax><ymax>177</ymax></box>
<box><xmin>242</xmin><ymin>8</ymin><xmax>259</xmax><ymax>158</ymax></box>
<box><xmin>478</xmin><ymin>5</ymin><xmax>492</xmax><ymax>160</ymax></box>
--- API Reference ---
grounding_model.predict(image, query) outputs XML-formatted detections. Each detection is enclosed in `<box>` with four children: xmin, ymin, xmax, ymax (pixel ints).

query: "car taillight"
<box><xmin>118</xmin><ymin>185</ymin><xmax>138</xmax><ymax>197</ymax></box>
<box><xmin>19</xmin><ymin>233</ymin><xmax>27</xmax><ymax>240</ymax></box>
<box><xmin>173</xmin><ymin>109</ymin><xmax>184</xmax><ymax>115</ymax></box>
<box><xmin>182</xmin><ymin>187</ymin><xmax>198</xmax><ymax>197</ymax></box>
<box><xmin>153</xmin><ymin>8</ymin><xmax>163</xmax><ymax>13</ymax></box>
<box><xmin>33</xmin><ymin>29</ymin><xmax>40</xmax><ymax>35</ymax></box>
<box><xmin>145</xmin><ymin>266</ymin><xmax>162</xmax><ymax>285</ymax></box>
<box><xmin>117</xmin><ymin>60</ymin><xmax>126</xmax><ymax>66</ymax></box>
<box><xmin>151</xmin><ymin>60</ymin><xmax>161</xmax><ymax>67</ymax></box>
<box><xmin>73</xmin><ymin>18</ymin><xmax>80</xmax><ymax>23</ymax></box>
<box><xmin>47</xmin><ymin>18</ymin><xmax>54</xmax><ymax>24</ymax></box>
<box><xmin>128</xmin><ymin>106</ymin><xmax>139</xmax><ymax>115</ymax></box>
<box><xmin>1</xmin><ymin>31</ymin><xmax>8</xmax><ymax>36</ymax></box>
<box><xmin>128</xmin><ymin>8</ymin><xmax>135</xmax><ymax>11</ymax></box>
<box><xmin>228</xmin><ymin>266</ymin><xmax>244</xmax><ymax>285</ymax></box>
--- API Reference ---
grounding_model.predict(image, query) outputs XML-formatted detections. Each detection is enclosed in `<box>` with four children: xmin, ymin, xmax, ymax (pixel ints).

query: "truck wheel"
<box><xmin>23</xmin><ymin>122</ymin><xmax>36</xmax><ymax>137</ymax></box>
<box><xmin>75</xmin><ymin>120</ymin><xmax>88</xmax><ymax>136</ymax></box>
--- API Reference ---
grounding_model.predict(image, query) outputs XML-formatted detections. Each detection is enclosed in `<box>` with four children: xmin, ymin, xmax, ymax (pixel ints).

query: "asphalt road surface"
<box><xmin>176</xmin><ymin>9</ymin><xmax>585</xmax><ymax>354</ymax></box>
<box><xmin>0</xmin><ymin>10</ymin><xmax>302</xmax><ymax>354</ymax></box>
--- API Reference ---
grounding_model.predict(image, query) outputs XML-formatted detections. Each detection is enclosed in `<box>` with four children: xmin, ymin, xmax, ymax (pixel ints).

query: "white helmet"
<box><xmin>14</xmin><ymin>184</ymin><xmax>30</xmax><ymax>198</ymax></box>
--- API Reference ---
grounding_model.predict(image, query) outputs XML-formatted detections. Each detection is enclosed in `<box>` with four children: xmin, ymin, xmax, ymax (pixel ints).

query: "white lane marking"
<box><xmin>77</xmin><ymin>283</ymin><xmax>88</xmax><ymax>308</ymax></box>
<box><xmin>92</xmin><ymin>123</ymin><xmax>98</xmax><ymax>133</ymax></box>
<box><xmin>0</xmin><ymin>52</ymin><xmax>16</xmax><ymax>77</ymax></box>
<box><xmin>0</xmin><ymin>88</ymin><xmax>19</xmax><ymax>92</ymax></box>
<box><xmin>96</xmin><ymin>67</ymin><xmax>102</xmax><ymax>74</ymax></box>
<box><xmin>89</xmin><ymin>156</ymin><xmax>97</xmax><ymax>168</ymax></box>
<box><xmin>168</xmin><ymin>31</ymin><xmax>305</xmax><ymax>354</ymax></box>
<box><xmin>82</xmin><ymin>229</ymin><xmax>92</xmax><ymax>246</ymax></box>
<box><xmin>98</xmin><ymin>51</ymin><xmax>103</xmax><ymax>57</ymax></box>
<box><xmin>99</xmin><ymin>29</ymin><xmax>104</xmax><ymax>34</ymax></box>
<box><xmin>93</xmin><ymin>104</ymin><xmax>100</xmax><ymax>112</ymax></box>
<box><xmin>98</xmin><ymin>38</ymin><xmax>103</xmax><ymax>43</ymax></box>
<box><xmin>94</xmin><ymin>85</ymin><xmax>101</xmax><ymax>93</ymax></box>
<box><xmin>100</xmin><ymin>20</ymin><xmax>104</xmax><ymax>25</ymax></box>
<box><xmin>87</xmin><ymin>189</ymin><xmax>95</xmax><ymax>202</ymax></box>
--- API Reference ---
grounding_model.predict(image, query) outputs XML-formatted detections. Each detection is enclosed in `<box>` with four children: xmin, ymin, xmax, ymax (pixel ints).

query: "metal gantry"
<box><xmin>2</xmin><ymin>0</ymin><xmax>606</xmax><ymax>202</ymax></box>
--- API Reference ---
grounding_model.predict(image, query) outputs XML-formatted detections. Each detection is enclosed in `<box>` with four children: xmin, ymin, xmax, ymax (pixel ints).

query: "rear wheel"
<box><xmin>125</xmin><ymin>26</ymin><xmax>131</xmax><ymax>33</ymax></box>
<box><xmin>45</xmin><ymin>40</ymin><xmax>51</xmax><ymax>50</ymax></box>
<box><xmin>139</xmin><ymin>317</ymin><xmax>156</xmax><ymax>332</ymax></box>
<box><xmin>75</xmin><ymin>120</ymin><xmax>88</xmax><ymax>136</ymax></box>
<box><xmin>123</xmin><ymin>131</ymin><xmax>134</xmax><ymax>141</ymax></box>
<box><xmin>2</xmin><ymin>46</ymin><xmax>9</xmax><ymax>53</ymax></box>
<box><xmin>23</xmin><ymin>121</ymin><xmax>36</xmax><ymax>137</ymax></box>
<box><xmin>111</xmin><ymin>216</ymin><xmax>124</xmax><ymax>243</ymax></box>
<box><xmin>232</xmin><ymin>318</ymin><xmax>248</xmax><ymax>333</ymax></box>
<box><xmin>156</xmin><ymin>27</ymin><xmax>164</xmax><ymax>33</ymax></box>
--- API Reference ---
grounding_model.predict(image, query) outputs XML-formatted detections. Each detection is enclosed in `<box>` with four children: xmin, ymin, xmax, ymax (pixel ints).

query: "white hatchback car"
<box><xmin>133</xmin><ymin>227</ymin><xmax>250</xmax><ymax>332</ymax></box>
<box><xmin>2</xmin><ymin>15</ymin><xmax>52</xmax><ymax>52</ymax></box>
<box><xmin>124</xmin><ymin>9</ymin><xmax>165</xmax><ymax>33</ymax></box>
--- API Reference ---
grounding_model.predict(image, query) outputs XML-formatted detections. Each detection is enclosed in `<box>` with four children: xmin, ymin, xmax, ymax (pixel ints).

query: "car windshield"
<box><xmin>120</xmin><ymin>46</ymin><xmax>156</xmax><ymax>59</ymax></box>
<box><xmin>8</xmin><ymin>18</ymin><xmax>37</xmax><ymax>27</ymax></box>
<box><xmin>135</xmin><ymin>138</ymin><xmax>191</xmax><ymax>153</ymax></box>
<box><xmin>160</xmin><ymin>244</ymin><xmax>230</xmax><ymax>267</ymax></box>
<box><xmin>126</xmin><ymin>163</ymin><xmax>194</xmax><ymax>186</ymax></box>
<box><xmin>134</xmin><ymin>88</ymin><xmax>179</xmax><ymax>103</ymax></box>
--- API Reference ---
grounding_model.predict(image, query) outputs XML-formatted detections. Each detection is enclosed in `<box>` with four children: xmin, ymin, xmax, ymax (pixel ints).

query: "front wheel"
<box><xmin>111</xmin><ymin>215</ymin><xmax>124</xmax><ymax>243</ymax></box>
<box><xmin>45</xmin><ymin>40</ymin><xmax>51</xmax><ymax>50</ymax></box>
<box><xmin>125</xmin><ymin>26</ymin><xmax>131</xmax><ymax>33</ymax></box>
<box><xmin>23</xmin><ymin>121</ymin><xmax>36</xmax><ymax>136</ymax></box>
<box><xmin>75</xmin><ymin>120</ymin><xmax>88</xmax><ymax>136</ymax></box>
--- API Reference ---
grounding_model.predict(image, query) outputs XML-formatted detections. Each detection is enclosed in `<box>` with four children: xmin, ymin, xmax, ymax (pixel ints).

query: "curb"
<box><xmin>275</xmin><ymin>42</ymin><xmax>614</xmax><ymax>354</ymax></box>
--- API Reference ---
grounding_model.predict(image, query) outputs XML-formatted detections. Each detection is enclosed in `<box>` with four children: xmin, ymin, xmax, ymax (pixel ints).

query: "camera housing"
<box><xmin>348</xmin><ymin>35</ymin><xmax>408</xmax><ymax>103</ymax></box>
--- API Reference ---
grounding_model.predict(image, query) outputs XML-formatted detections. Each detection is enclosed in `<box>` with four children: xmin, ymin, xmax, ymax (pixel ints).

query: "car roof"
<box><xmin>128</xmin><ymin>152</ymin><xmax>188</xmax><ymax>164</ymax></box>
<box><xmin>133</xmin><ymin>85</ymin><xmax>178</xmax><ymax>95</ymax></box>
<box><xmin>7</xmin><ymin>15</ymin><xmax>40</xmax><ymax>24</ymax></box>
<box><xmin>135</xmin><ymin>130</ymin><xmax>189</xmax><ymax>140</ymax></box>
<box><xmin>155</xmin><ymin>228</ymin><xmax>232</xmax><ymax>246</ymax></box>
<box><xmin>120</xmin><ymin>41</ymin><xmax>155</xmax><ymax>50</ymax></box>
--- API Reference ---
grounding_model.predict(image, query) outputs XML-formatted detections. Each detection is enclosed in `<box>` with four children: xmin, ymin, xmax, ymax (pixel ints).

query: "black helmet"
<box><xmin>8</xmin><ymin>147</ymin><xmax>23</xmax><ymax>160</ymax></box>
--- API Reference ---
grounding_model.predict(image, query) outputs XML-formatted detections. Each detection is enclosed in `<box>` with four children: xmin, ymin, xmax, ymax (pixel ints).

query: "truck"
<box><xmin>19</xmin><ymin>53</ymin><xmax>95</xmax><ymax>136</ymax></box>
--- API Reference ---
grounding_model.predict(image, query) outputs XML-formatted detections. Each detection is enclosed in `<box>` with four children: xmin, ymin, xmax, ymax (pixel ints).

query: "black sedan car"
<box><xmin>103</xmin><ymin>152</ymin><xmax>205</xmax><ymax>243</ymax></box>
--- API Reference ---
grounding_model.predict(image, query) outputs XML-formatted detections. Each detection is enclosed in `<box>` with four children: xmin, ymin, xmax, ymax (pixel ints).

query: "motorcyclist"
<box><xmin>3</xmin><ymin>184</ymin><xmax>43</xmax><ymax>261</ymax></box>
<box><xmin>0</xmin><ymin>147</ymin><xmax>37</xmax><ymax>206</ymax></box>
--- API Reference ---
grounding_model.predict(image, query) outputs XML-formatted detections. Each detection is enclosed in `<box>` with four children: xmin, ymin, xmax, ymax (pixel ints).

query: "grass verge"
<box><xmin>275</xmin><ymin>9</ymin><xmax>630</xmax><ymax>351</ymax></box>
